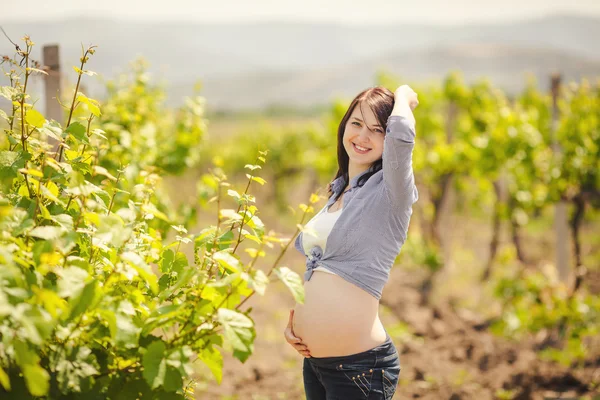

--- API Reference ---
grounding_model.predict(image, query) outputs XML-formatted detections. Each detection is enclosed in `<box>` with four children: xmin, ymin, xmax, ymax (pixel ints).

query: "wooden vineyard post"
<box><xmin>550</xmin><ymin>74</ymin><xmax>570</xmax><ymax>284</ymax></box>
<box><xmin>43</xmin><ymin>44</ymin><xmax>61</xmax><ymax>151</ymax></box>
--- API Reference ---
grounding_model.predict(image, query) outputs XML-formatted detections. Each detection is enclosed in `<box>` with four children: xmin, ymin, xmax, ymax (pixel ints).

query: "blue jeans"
<box><xmin>303</xmin><ymin>332</ymin><xmax>401</xmax><ymax>399</ymax></box>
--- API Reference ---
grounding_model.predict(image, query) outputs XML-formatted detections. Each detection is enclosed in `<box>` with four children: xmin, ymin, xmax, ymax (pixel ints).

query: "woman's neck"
<box><xmin>347</xmin><ymin>162</ymin><xmax>371</xmax><ymax>183</ymax></box>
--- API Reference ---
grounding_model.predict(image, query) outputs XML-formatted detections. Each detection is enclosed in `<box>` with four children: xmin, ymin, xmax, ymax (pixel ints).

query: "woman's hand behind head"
<box><xmin>394</xmin><ymin>85</ymin><xmax>419</xmax><ymax>111</ymax></box>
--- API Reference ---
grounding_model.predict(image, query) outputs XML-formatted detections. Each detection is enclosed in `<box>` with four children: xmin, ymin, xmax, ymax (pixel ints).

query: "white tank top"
<box><xmin>302</xmin><ymin>205</ymin><xmax>342</xmax><ymax>276</ymax></box>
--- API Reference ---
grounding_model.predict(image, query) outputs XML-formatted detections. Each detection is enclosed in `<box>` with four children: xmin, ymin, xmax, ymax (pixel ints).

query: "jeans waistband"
<box><xmin>307</xmin><ymin>331</ymin><xmax>394</xmax><ymax>367</ymax></box>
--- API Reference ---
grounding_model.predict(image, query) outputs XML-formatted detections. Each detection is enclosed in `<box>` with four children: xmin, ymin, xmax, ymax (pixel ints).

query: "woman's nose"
<box><xmin>359</xmin><ymin>127</ymin><xmax>371</xmax><ymax>140</ymax></box>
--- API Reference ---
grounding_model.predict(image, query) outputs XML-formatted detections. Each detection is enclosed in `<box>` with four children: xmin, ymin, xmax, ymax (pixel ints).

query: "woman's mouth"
<box><xmin>352</xmin><ymin>142</ymin><xmax>371</xmax><ymax>154</ymax></box>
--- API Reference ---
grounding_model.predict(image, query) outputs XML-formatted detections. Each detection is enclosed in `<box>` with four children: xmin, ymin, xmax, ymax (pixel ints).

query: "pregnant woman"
<box><xmin>283</xmin><ymin>85</ymin><xmax>419</xmax><ymax>399</ymax></box>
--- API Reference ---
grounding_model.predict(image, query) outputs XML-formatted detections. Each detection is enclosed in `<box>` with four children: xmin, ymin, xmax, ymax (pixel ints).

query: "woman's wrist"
<box><xmin>390</xmin><ymin>99</ymin><xmax>415</xmax><ymax>126</ymax></box>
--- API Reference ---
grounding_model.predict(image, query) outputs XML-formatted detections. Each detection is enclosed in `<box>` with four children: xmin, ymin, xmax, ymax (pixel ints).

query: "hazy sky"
<box><xmin>3</xmin><ymin>0</ymin><xmax>600</xmax><ymax>25</ymax></box>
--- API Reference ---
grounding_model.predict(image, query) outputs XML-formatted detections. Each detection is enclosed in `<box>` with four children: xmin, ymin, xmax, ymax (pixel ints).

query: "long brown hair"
<box><xmin>327</xmin><ymin>86</ymin><xmax>395</xmax><ymax>200</ymax></box>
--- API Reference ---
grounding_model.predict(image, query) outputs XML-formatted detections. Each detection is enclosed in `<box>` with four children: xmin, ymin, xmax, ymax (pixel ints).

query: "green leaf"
<box><xmin>20</xmin><ymin>306</ymin><xmax>55</xmax><ymax>344</ymax></box>
<box><xmin>14</xmin><ymin>340</ymin><xmax>39</xmax><ymax>367</ymax></box>
<box><xmin>51</xmin><ymin>214</ymin><xmax>74</xmax><ymax>230</ymax></box>
<box><xmin>39</xmin><ymin>120</ymin><xmax>65</xmax><ymax>141</ymax></box>
<box><xmin>0</xmin><ymin>86</ymin><xmax>18</xmax><ymax>101</ymax></box>
<box><xmin>165</xmin><ymin>346</ymin><xmax>194</xmax><ymax>376</ymax></box>
<box><xmin>158</xmin><ymin>268</ymin><xmax>197</xmax><ymax>302</ymax></box>
<box><xmin>92</xmin><ymin>165</ymin><xmax>117</xmax><ymax>181</ymax></box>
<box><xmin>27</xmin><ymin>67</ymin><xmax>48</xmax><ymax>75</ymax></box>
<box><xmin>0</xmin><ymin>366</ymin><xmax>10</xmax><ymax>391</ymax></box>
<box><xmin>212</xmin><ymin>251</ymin><xmax>240</xmax><ymax>273</ymax></box>
<box><xmin>27</xmin><ymin>226</ymin><xmax>67</xmax><ymax>240</ymax></box>
<box><xmin>198</xmin><ymin>346</ymin><xmax>223</xmax><ymax>384</ymax></box>
<box><xmin>91</xmin><ymin>128</ymin><xmax>107</xmax><ymax>140</ymax></box>
<box><xmin>142</xmin><ymin>304</ymin><xmax>186</xmax><ymax>336</ymax></box>
<box><xmin>0</xmin><ymin>289</ymin><xmax>12</xmax><ymax>317</ymax></box>
<box><xmin>274</xmin><ymin>266</ymin><xmax>304</xmax><ymax>304</ymax></box>
<box><xmin>55</xmin><ymin>346</ymin><xmax>99</xmax><ymax>394</ymax></box>
<box><xmin>0</xmin><ymin>150</ymin><xmax>28</xmax><ymax>181</ymax></box>
<box><xmin>121</xmin><ymin>252</ymin><xmax>159</xmax><ymax>294</ymax></box>
<box><xmin>67</xmin><ymin>280</ymin><xmax>98</xmax><ymax>322</ymax></box>
<box><xmin>162</xmin><ymin>367</ymin><xmax>182</xmax><ymax>392</ymax></box>
<box><xmin>160</xmin><ymin>250</ymin><xmax>188</xmax><ymax>275</ymax></box>
<box><xmin>246</xmin><ymin>174</ymin><xmax>267</xmax><ymax>185</ymax></box>
<box><xmin>1</xmin><ymin>208</ymin><xmax>34</xmax><ymax>236</ymax></box>
<box><xmin>25</xmin><ymin>109</ymin><xmax>45</xmax><ymax>128</ymax></box>
<box><xmin>216</xmin><ymin>308</ymin><xmax>254</xmax><ymax>354</ymax></box>
<box><xmin>95</xmin><ymin>214</ymin><xmax>132</xmax><ymax>248</ymax></box>
<box><xmin>115</xmin><ymin>312</ymin><xmax>140</xmax><ymax>348</ymax></box>
<box><xmin>23</xmin><ymin>364</ymin><xmax>50</xmax><ymax>396</ymax></box>
<box><xmin>243</xmin><ymin>233</ymin><xmax>262</xmax><ymax>244</ymax></box>
<box><xmin>76</xmin><ymin>93</ymin><xmax>101</xmax><ymax>117</ymax></box>
<box><xmin>114</xmin><ymin>377</ymin><xmax>153</xmax><ymax>400</ymax></box>
<box><xmin>95</xmin><ymin>214</ymin><xmax>131</xmax><ymax>248</ymax></box>
<box><xmin>141</xmin><ymin>342</ymin><xmax>185</xmax><ymax>392</ymax></box>
<box><xmin>215</xmin><ymin>230</ymin><xmax>235</xmax><ymax>250</ymax></box>
<box><xmin>227</xmin><ymin>189</ymin><xmax>241</xmax><ymax>201</ymax></box>
<box><xmin>0</xmin><ymin>151</ymin><xmax>19</xmax><ymax>169</ymax></box>
<box><xmin>98</xmin><ymin>309</ymin><xmax>117</xmax><ymax>340</ymax></box>
<box><xmin>160</xmin><ymin>249</ymin><xmax>174</xmax><ymax>273</ymax></box>
<box><xmin>41</xmin><ymin>183</ymin><xmax>65</xmax><ymax>205</ymax></box>
<box><xmin>57</xmin><ymin>266</ymin><xmax>89</xmax><ymax>298</ymax></box>
<box><xmin>141</xmin><ymin>203</ymin><xmax>170</xmax><ymax>222</ymax></box>
<box><xmin>249</xmin><ymin>269</ymin><xmax>269</xmax><ymax>296</ymax></box>
<box><xmin>66</xmin><ymin>122</ymin><xmax>90</xmax><ymax>144</ymax></box>
<box><xmin>246</xmin><ymin>215</ymin><xmax>265</xmax><ymax>237</ymax></box>
<box><xmin>65</xmin><ymin>172</ymin><xmax>103</xmax><ymax>197</ymax></box>
<box><xmin>142</xmin><ymin>341</ymin><xmax>167</xmax><ymax>389</ymax></box>
<box><xmin>19</xmin><ymin>168</ymin><xmax>43</xmax><ymax>178</ymax></box>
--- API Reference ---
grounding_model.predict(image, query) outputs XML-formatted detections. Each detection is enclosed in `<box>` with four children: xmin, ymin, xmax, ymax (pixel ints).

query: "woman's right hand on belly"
<box><xmin>284</xmin><ymin>309</ymin><xmax>312</xmax><ymax>358</ymax></box>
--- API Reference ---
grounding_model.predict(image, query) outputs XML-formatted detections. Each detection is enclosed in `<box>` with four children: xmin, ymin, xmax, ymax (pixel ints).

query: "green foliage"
<box><xmin>0</xmin><ymin>36</ymin><xmax>306</xmax><ymax>399</ymax></box>
<box><xmin>99</xmin><ymin>58</ymin><xmax>207</xmax><ymax>176</ymax></box>
<box><xmin>212</xmin><ymin>118</ymin><xmax>336</xmax><ymax>211</ymax></box>
<box><xmin>491</xmin><ymin>268</ymin><xmax>599</xmax><ymax>366</ymax></box>
<box><xmin>554</xmin><ymin>79</ymin><xmax>600</xmax><ymax>205</ymax></box>
<box><xmin>376</xmin><ymin>70</ymin><xmax>599</xmax><ymax>365</ymax></box>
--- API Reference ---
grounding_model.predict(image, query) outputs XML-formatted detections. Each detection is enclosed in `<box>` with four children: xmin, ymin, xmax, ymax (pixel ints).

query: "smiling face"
<box><xmin>342</xmin><ymin>101</ymin><xmax>385</xmax><ymax>172</ymax></box>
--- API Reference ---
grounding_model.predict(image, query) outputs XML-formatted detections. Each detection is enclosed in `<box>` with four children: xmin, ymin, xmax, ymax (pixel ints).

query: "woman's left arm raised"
<box><xmin>382</xmin><ymin>85</ymin><xmax>419</xmax><ymax>209</ymax></box>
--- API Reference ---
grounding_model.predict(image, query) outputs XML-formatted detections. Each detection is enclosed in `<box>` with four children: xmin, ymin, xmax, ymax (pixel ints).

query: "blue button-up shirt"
<box><xmin>294</xmin><ymin>114</ymin><xmax>418</xmax><ymax>300</ymax></box>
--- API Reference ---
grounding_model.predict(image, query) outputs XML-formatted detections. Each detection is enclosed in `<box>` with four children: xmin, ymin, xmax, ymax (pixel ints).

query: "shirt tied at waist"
<box><xmin>304</xmin><ymin>245</ymin><xmax>323</xmax><ymax>281</ymax></box>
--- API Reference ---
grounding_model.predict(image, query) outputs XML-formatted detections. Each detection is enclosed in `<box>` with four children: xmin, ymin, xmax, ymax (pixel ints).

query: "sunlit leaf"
<box><xmin>216</xmin><ymin>308</ymin><xmax>254</xmax><ymax>354</ymax></box>
<box><xmin>142</xmin><ymin>341</ymin><xmax>167</xmax><ymax>389</ymax></box>
<box><xmin>66</xmin><ymin>122</ymin><xmax>89</xmax><ymax>144</ymax></box>
<box><xmin>25</xmin><ymin>109</ymin><xmax>45</xmax><ymax>128</ymax></box>
<box><xmin>27</xmin><ymin>226</ymin><xmax>66</xmax><ymax>240</ymax></box>
<box><xmin>0</xmin><ymin>366</ymin><xmax>10</xmax><ymax>391</ymax></box>
<box><xmin>213</xmin><ymin>251</ymin><xmax>240</xmax><ymax>273</ymax></box>
<box><xmin>274</xmin><ymin>266</ymin><xmax>304</xmax><ymax>304</ymax></box>
<box><xmin>198</xmin><ymin>346</ymin><xmax>223</xmax><ymax>384</ymax></box>
<box><xmin>248</xmin><ymin>269</ymin><xmax>269</xmax><ymax>296</ymax></box>
<box><xmin>23</xmin><ymin>364</ymin><xmax>50</xmax><ymax>396</ymax></box>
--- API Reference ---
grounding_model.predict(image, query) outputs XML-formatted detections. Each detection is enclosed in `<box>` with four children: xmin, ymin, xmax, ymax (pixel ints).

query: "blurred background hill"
<box><xmin>1</xmin><ymin>14</ymin><xmax>599</xmax><ymax>111</ymax></box>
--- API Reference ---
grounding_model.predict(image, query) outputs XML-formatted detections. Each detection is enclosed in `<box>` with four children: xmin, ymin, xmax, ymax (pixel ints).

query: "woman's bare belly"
<box><xmin>292</xmin><ymin>269</ymin><xmax>387</xmax><ymax>357</ymax></box>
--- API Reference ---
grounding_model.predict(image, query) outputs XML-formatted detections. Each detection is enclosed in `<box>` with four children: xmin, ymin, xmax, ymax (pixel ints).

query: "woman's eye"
<box><xmin>352</xmin><ymin>121</ymin><xmax>360</xmax><ymax>126</ymax></box>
